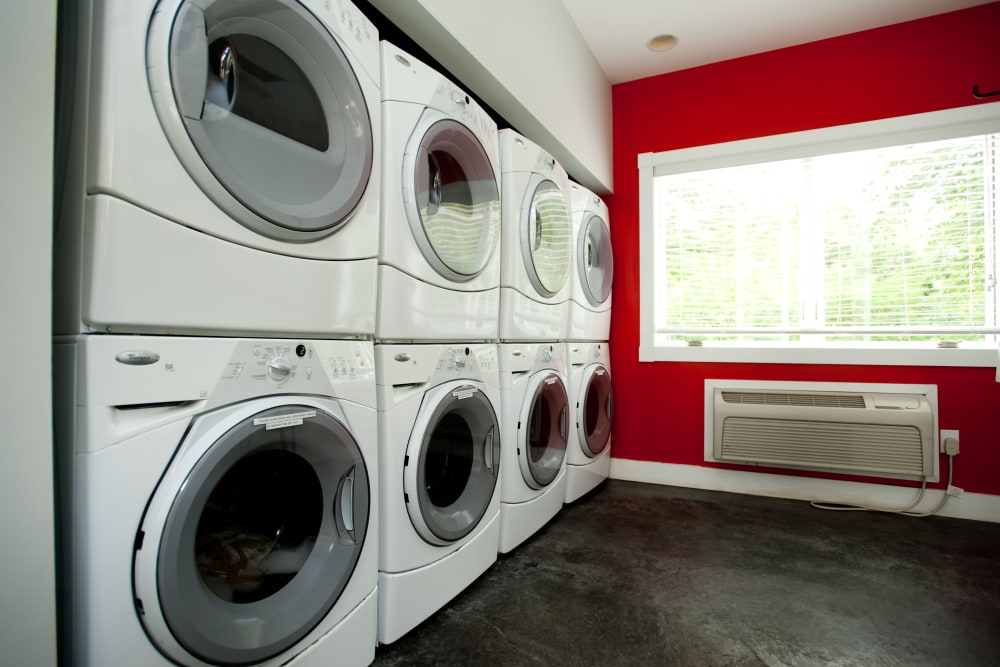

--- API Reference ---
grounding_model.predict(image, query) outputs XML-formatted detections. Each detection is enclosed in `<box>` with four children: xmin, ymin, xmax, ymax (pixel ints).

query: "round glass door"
<box><xmin>578</xmin><ymin>213</ymin><xmax>613</xmax><ymax>306</ymax></box>
<box><xmin>521</xmin><ymin>178</ymin><xmax>572</xmax><ymax>297</ymax></box>
<box><xmin>153</xmin><ymin>0</ymin><xmax>374</xmax><ymax>239</ymax></box>
<box><xmin>136</xmin><ymin>404</ymin><xmax>370</xmax><ymax>666</ymax></box>
<box><xmin>404</xmin><ymin>383</ymin><xmax>501</xmax><ymax>545</ymax></box>
<box><xmin>579</xmin><ymin>365</ymin><xmax>613</xmax><ymax>457</ymax></box>
<box><xmin>518</xmin><ymin>372</ymin><xmax>569</xmax><ymax>488</ymax></box>
<box><xmin>404</xmin><ymin>112</ymin><xmax>501</xmax><ymax>282</ymax></box>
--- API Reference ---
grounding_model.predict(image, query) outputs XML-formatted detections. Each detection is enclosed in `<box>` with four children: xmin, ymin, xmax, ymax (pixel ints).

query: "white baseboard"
<box><xmin>609</xmin><ymin>458</ymin><xmax>1000</xmax><ymax>524</ymax></box>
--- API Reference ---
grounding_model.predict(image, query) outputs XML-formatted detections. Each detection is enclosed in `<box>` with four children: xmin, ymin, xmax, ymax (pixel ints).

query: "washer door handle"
<box><xmin>427</xmin><ymin>152</ymin><xmax>442</xmax><ymax>216</ymax></box>
<box><xmin>483</xmin><ymin>426</ymin><xmax>496</xmax><ymax>475</ymax></box>
<box><xmin>560</xmin><ymin>405</ymin><xmax>568</xmax><ymax>442</ymax></box>
<box><xmin>335</xmin><ymin>466</ymin><xmax>356</xmax><ymax>543</ymax></box>
<box><xmin>206</xmin><ymin>39</ymin><xmax>238</xmax><ymax>110</ymax></box>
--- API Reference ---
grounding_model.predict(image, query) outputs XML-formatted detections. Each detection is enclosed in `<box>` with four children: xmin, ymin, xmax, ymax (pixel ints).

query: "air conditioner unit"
<box><xmin>711</xmin><ymin>387</ymin><xmax>935</xmax><ymax>478</ymax></box>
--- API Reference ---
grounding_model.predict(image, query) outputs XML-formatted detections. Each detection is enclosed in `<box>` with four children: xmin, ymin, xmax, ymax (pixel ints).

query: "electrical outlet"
<box><xmin>940</xmin><ymin>429</ymin><xmax>960</xmax><ymax>453</ymax></box>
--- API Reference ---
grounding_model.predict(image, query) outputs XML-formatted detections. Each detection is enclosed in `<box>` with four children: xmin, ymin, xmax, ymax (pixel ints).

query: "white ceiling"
<box><xmin>560</xmin><ymin>0</ymin><xmax>995</xmax><ymax>84</ymax></box>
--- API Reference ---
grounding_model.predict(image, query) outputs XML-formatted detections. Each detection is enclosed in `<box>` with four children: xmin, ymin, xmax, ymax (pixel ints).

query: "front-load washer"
<box><xmin>375</xmin><ymin>343</ymin><xmax>502</xmax><ymax>643</ymax></box>
<box><xmin>377</xmin><ymin>41</ymin><xmax>502</xmax><ymax>342</ymax></box>
<box><xmin>498</xmin><ymin>129</ymin><xmax>573</xmax><ymax>341</ymax></box>
<box><xmin>54</xmin><ymin>0</ymin><xmax>381</xmax><ymax>338</ymax></box>
<box><xmin>564</xmin><ymin>342</ymin><xmax>613</xmax><ymax>503</ymax></box>
<box><xmin>54</xmin><ymin>335</ymin><xmax>378</xmax><ymax>666</ymax></box>
<box><xmin>566</xmin><ymin>183</ymin><xmax>613</xmax><ymax>342</ymax></box>
<box><xmin>497</xmin><ymin>342</ymin><xmax>569</xmax><ymax>552</ymax></box>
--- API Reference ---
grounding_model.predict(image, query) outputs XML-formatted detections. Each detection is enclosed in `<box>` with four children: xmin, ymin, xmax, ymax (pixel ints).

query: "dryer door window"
<box><xmin>521</xmin><ymin>178</ymin><xmax>572</xmax><ymax>297</ymax></box>
<box><xmin>404</xmin><ymin>383</ymin><xmax>501</xmax><ymax>545</ymax></box>
<box><xmin>136</xmin><ymin>404</ymin><xmax>370</xmax><ymax>666</ymax></box>
<box><xmin>578</xmin><ymin>213</ymin><xmax>613</xmax><ymax>306</ymax></box>
<box><xmin>154</xmin><ymin>0</ymin><xmax>374</xmax><ymax>239</ymax></box>
<box><xmin>518</xmin><ymin>371</ymin><xmax>569</xmax><ymax>488</ymax></box>
<box><xmin>579</xmin><ymin>365</ymin><xmax>613</xmax><ymax>457</ymax></box>
<box><xmin>405</xmin><ymin>113</ymin><xmax>501</xmax><ymax>282</ymax></box>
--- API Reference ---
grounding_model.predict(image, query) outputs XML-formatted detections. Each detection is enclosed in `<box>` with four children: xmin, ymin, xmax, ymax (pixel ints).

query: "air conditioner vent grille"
<box><xmin>711</xmin><ymin>385</ymin><xmax>935</xmax><ymax>479</ymax></box>
<box><xmin>720</xmin><ymin>418</ymin><xmax>925</xmax><ymax>476</ymax></box>
<box><xmin>720</xmin><ymin>391</ymin><xmax>866</xmax><ymax>409</ymax></box>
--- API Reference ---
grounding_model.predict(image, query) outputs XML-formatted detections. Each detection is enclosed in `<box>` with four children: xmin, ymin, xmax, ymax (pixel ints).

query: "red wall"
<box><xmin>608</xmin><ymin>2</ymin><xmax>1000</xmax><ymax>496</ymax></box>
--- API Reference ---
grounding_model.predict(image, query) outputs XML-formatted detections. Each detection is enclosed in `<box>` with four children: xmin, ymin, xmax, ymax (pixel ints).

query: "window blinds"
<box><xmin>653</xmin><ymin>133</ymin><xmax>998</xmax><ymax>343</ymax></box>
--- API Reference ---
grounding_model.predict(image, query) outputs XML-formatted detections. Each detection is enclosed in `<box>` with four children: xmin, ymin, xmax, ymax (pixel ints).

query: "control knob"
<box><xmin>267</xmin><ymin>356</ymin><xmax>292</xmax><ymax>381</ymax></box>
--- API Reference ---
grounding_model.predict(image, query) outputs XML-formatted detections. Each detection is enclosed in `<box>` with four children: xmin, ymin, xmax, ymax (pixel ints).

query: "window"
<box><xmin>638</xmin><ymin>104</ymin><xmax>1000</xmax><ymax>366</ymax></box>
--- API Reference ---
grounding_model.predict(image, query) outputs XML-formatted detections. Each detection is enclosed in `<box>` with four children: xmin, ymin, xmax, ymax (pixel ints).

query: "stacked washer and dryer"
<box><xmin>495</xmin><ymin>129</ymin><xmax>575</xmax><ymax>553</ymax></box>
<box><xmin>54</xmin><ymin>1</ymin><xmax>383</xmax><ymax>665</ymax></box>
<box><xmin>564</xmin><ymin>183</ymin><xmax>616</xmax><ymax>503</ymax></box>
<box><xmin>374</xmin><ymin>41</ymin><xmax>505</xmax><ymax>644</ymax></box>
<box><xmin>54</xmin><ymin>1</ymin><xmax>614</xmax><ymax>659</ymax></box>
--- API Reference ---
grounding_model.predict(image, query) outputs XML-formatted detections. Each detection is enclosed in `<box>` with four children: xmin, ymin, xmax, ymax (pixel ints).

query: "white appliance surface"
<box><xmin>55</xmin><ymin>0</ymin><xmax>381</xmax><ymax>338</ymax></box>
<box><xmin>497</xmin><ymin>342</ymin><xmax>569</xmax><ymax>552</ymax></box>
<box><xmin>55</xmin><ymin>335</ymin><xmax>379</xmax><ymax>667</ymax></box>
<box><xmin>376</xmin><ymin>41</ymin><xmax>502</xmax><ymax>342</ymax></box>
<box><xmin>564</xmin><ymin>342</ymin><xmax>613</xmax><ymax>503</ymax></box>
<box><xmin>375</xmin><ymin>342</ymin><xmax>502</xmax><ymax>643</ymax></box>
<box><xmin>566</xmin><ymin>182</ymin><xmax>613</xmax><ymax>342</ymax></box>
<box><xmin>498</xmin><ymin>129</ymin><xmax>574</xmax><ymax>341</ymax></box>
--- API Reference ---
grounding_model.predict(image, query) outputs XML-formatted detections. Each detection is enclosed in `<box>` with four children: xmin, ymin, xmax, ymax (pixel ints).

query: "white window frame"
<box><xmin>638</xmin><ymin>103</ymin><xmax>1000</xmax><ymax>367</ymax></box>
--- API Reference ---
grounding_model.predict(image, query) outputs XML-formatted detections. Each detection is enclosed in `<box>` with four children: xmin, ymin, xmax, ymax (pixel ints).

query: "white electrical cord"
<box><xmin>811</xmin><ymin>441</ymin><xmax>956</xmax><ymax>517</ymax></box>
<box><xmin>898</xmin><ymin>453</ymin><xmax>954</xmax><ymax>517</ymax></box>
<box><xmin>810</xmin><ymin>479</ymin><xmax>928</xmax><ymax>513</ymax></box>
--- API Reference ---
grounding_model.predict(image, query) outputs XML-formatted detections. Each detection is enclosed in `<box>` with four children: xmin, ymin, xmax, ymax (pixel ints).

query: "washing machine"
<box><xmin>564</xmin><ymin>342</ymin><xmax>614</xmax><ymax>503</ymax></box>
<box><xmin>54</xmin><ymin>335</ymin><xmax>378</xmax><ymax>666</ymax></box>
<box><xmin>54</xmin><ymin>0</ymin><xmax>381</xmax><ymax>338</ymax></box>
<box><xmin>566</xmin><ymin>183</ymin><xmax>614</xmax><ymax>341</ymax></box>
<box><xmin>375</xmin><ymin>343</ymin><xmax>502</xmax><ymax>643</ymax></box>
<box><xmin>498</xmin><ymin>129</ymin><xmax>573</xmax><ymax>341</ymax></box>
<box><xmin>376</xmin><ymin>41</ymin><xmax>502</xmax><ymax>342</ymax></box>
<box><xmin>497</xmin><ymin>342</ymin><xmax>570</xmax><ymax>553</ymax></box>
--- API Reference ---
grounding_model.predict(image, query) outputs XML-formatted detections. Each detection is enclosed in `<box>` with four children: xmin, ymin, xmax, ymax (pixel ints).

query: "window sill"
<box><xmin>639</xmin><ymin>341</ymin><xmax>999</xmax><ymax>367</ymax></box>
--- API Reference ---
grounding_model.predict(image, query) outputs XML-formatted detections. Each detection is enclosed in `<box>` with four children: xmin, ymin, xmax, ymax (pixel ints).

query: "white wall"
<box><xmin>368</xmin><ymin>0</ymin><xmax>613</xmax><ymax>194</ymax></box>
<box><xmin>0</xmin><ymin>2</ymin><xmax>58</xmax><ymax>665</ymax></box>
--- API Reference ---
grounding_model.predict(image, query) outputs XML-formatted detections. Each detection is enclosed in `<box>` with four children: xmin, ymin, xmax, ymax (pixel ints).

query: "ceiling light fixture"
<box><xmin>647</xmin><ymin>34</ymin><xmax>679</xmax><ymax>52</ymax></box>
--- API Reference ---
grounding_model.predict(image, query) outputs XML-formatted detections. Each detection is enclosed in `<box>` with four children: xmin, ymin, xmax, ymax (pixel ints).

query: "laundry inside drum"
<box><xmin>194</xmin><ymin>449</ymin><xmax>322</xmax><ymax>603</ymax></box>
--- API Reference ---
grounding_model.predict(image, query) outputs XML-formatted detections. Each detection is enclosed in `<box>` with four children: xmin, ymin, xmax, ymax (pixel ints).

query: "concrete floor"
<box><xmin>373</xmin><ymin>480</ymin><xmax>1000</xmax><ymax>666</ymax></box>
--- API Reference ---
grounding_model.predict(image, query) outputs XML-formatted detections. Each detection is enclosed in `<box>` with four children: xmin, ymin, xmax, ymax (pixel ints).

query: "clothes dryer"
<box><xmin>564</xmin><ymin>342</ymin><xmax>613</xmax><ymax>503</ymax></box>
<box><xmin>55</xmin><ymin>0</ymin><xmax>381</xmax><ymax>338</ymax></box>
<box><xmin>566</xmin><ymin>183</ymin><xmax>614</xmax><ymax>341</ymax></box>
<box><xmin>498</xmin><ymin>129</ymin><xmax>573</xmax><ymax>341</ymax></box>
<box><xmin>377</xmin><ymin>42</ymin><xmax>502</xmax><ymax>342</ymax></box>
<box><xmin>497</xmin><ymin>342</ymin><xmax>569</xmax><ymax>553</ymax></box>
<box><xmin>54</xmin><ymin>335</ymin><xmax>378</xmax><ymax>667</ymax></box>
<box><xmin>375</xmin><ymin>343</ymin><xmax>502</xmax><ymax>643</ymax></box>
